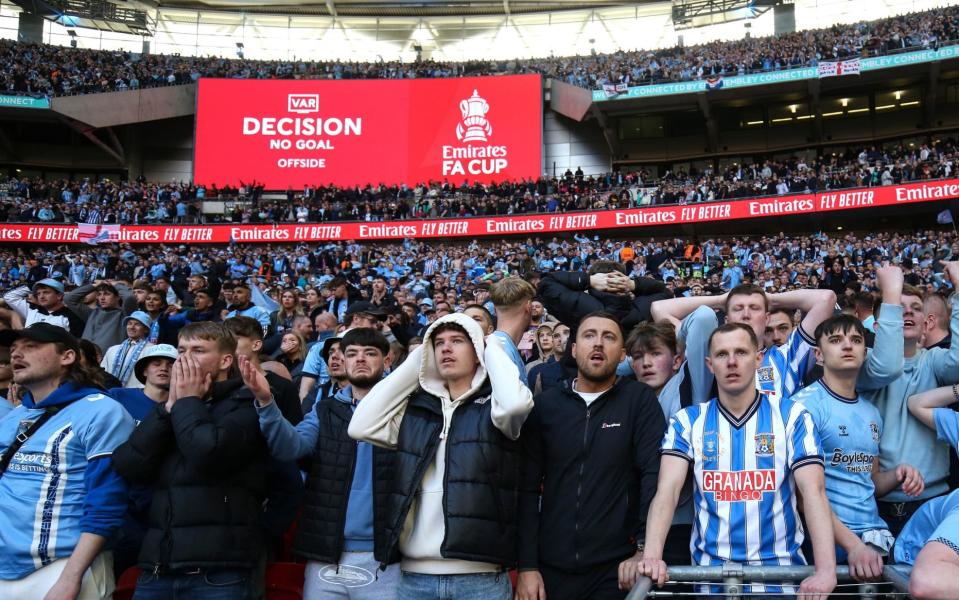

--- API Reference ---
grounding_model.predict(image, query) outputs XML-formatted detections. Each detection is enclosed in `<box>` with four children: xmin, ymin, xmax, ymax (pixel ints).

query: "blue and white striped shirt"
<box><xmin>755</xmin><ymin>326</ymin><xmax>817</xmax><ymax>402</ymax></box>
<box><xmin>662</xmin><ymin>393</ymin><xmax>823</xmax><ymax>592</ymax></box>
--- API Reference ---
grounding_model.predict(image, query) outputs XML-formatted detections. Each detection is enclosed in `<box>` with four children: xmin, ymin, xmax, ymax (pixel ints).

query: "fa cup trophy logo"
<box><xmin>456</xmin><ymin>89</ymin><xmax>492</xmax><ymax>143</ymax></box>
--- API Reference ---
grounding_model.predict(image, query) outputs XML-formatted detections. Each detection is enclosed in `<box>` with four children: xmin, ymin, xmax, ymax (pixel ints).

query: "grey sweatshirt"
<box><xmin>65</xmin><ymin>283</ymin><xmax>138</xmax><ymax>352</ymax></box>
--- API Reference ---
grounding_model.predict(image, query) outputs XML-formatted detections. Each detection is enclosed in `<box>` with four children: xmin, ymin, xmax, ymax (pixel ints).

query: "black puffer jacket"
<box><xmin>381</xmin><ymin>380</ymin><xmax>524</xmax><ymax>567</ymax></box>
<box><xmin>112</xmin><ymin>378</ymin><xmax>269</xmax><ymax>571</ymax></box>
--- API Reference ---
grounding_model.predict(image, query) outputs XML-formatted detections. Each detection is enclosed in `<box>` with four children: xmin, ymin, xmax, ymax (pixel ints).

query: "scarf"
<box><xmin>111</xmin><ymin>338</ymin><xmax>149</xmax><ymax>385</ymax></box>
<box><xmin>327</xmin><ymin>297</ymin><xmax>348</xmax><ymax>324</ymax></box>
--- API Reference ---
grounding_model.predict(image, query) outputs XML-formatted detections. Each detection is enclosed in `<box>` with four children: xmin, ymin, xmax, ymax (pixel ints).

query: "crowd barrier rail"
<box><xmin>625</xmin><ymin>564</ymin><xmax>913</xmax><ymax>599</ymax></box>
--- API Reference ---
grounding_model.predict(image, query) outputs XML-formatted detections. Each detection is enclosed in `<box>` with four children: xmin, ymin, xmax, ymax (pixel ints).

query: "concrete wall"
<box><xmin>52</xmin><ymin>84</ymin><xmax>197</xmax><ymax>129</ymax></box>
<box><xmin>543</xmin><ymin>111</ymin><xmax>610</xmax><ymax>177</ymax></box>
<box><xmin>125</xmin><ymin>118</ymin><xmax>195</xmax><ymax>183</ymax></box>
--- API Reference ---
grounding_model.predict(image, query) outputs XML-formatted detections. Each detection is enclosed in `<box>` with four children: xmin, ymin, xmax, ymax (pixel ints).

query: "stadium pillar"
<box><xmin>17</xmin><ymin>13</ymin><xmax>43</xmax><ymax>44</ymax></box>
<box><xmin>697</xmin><ymin>94</ymin><xmax>719</xmax><ymax>153</ymax></box>
<box><xmin>125</xmin><ymin>127</ymin><xmax>144</xmax><ymax>182</ymax></box>
<box><xmin>807</xmin><ymin>79</ymin><xmax>823</xmax><ymax>144</ymax></box>
<box><xmin>924</xmin><ymin>61</ymin><xmax>940</xmax><ymax>129</ymax></box>
<box><xmin>773</xmin><ymin>3</ymin><xmax>795</xmax><ymax>35</ymax></box>
<box><xmin>590</xmin><ymin>106</ymin><xmax>621</xmax><ymax>160</ymax></box>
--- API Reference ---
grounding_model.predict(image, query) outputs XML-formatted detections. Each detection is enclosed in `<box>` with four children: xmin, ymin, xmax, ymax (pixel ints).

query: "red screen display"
<box><xmin>194</xmin><ymin>75</ymin><xmax>543</xmax><ymax>188</ymax></box>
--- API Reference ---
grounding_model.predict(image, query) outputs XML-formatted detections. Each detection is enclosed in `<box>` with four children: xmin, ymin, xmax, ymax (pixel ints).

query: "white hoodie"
<box><xmin>348</xmin><ymin>312</ymin><xmax>534</xmax><ymax>574</ymax></box>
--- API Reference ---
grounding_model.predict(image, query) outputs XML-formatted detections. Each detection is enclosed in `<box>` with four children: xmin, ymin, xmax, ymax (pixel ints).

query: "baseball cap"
<box><xmin>419</xmin><ymin>298</ymin><xmax>434</xmax><ymax>307</ymax></box>
<box><xmin>123</xmin><ymin>311</ymin><xmax>153</xmax><ymax>329</ymax></box>
<box><xmin>33</xmin><ymin>278</ymin><xmax>65</xmax><ymax>294</ymax></box>
<box><xmin>0</xmin><ymin>322</ymin><xmax>80</xmax><ymax>353</ymax></box>
<box><xmin>134</xmin><ymin>344</ymin><xmax>178</xmax><ymax>384</ymax></box>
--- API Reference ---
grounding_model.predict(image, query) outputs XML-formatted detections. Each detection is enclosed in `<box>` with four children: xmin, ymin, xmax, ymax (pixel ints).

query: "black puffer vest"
<box><xmin>382</xmin><ymin>380</ymin><xmax>522</xmax><ymax>567</ymax></box>
<box><xmin>293</xmin><ymin>395</ymin><xmax>395</xmax><ymax>564</ymax></box>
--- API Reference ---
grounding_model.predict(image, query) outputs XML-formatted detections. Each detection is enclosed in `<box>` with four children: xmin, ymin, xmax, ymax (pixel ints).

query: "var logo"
<box><xmin>287</xmin><ymin>93</ymin><xmax>319</xmax><ymax>114</ymax></box>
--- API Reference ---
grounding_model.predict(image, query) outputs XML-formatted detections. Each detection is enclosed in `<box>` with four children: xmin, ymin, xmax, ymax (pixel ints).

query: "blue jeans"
<box><xmin>133</xmin><ymin>568</ymin><xmax>254</xmax><ymax>600</ymax></box>
<box><xmin>397</xmin><ymin>571</ymin><xmax>511</xmax><ymax>600</ymax></box>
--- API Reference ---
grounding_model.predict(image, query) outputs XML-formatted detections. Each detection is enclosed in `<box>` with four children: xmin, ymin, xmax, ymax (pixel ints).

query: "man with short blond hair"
<box><xmin>490</xmin><ymin>277</ymin><xmax>535</xmax><ymax>385</ymax></box>
<box><xmin>112</xmin><ymin>321</ymin><xmax>271</xmax><ymax>599</ymax></box>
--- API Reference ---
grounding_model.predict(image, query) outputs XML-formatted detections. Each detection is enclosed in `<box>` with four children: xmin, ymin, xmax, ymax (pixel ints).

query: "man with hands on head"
<box><xmin>111</xmin><ymin>322</ymin><xmax>270</xmax><ymax>600</ymax></box>
<box><xmin>2</xmin><ymin>277</ymin><xmax>84</xmax><ymax>335</ymax></box>
<box><xmin>66</xmin><ymin>280</ymin><xmax>139</xmax><ymax>352</ymax></box>
<box><xmin>348</xmin><ymin>313</ymin><xmax>534</xmax><ymax>600</ymax></box>
<box><xmin>868</xmin><ymin>260</ymin><xmax>959</xmax><ymax>535</ymax></box>
<box><xmin>626</xmin><ymin>323</ymin><xmax>837</xmax><ymax>600</ymax></box>
<box><xmin>650</xmin><ymin>282</ymin><xmax>842</xmax><ymax>402</ymax></box>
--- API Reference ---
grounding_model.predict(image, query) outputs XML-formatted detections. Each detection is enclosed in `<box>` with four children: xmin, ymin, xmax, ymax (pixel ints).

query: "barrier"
<box><xmin>593</xmin><ymin>43</ymin><xmax>959</xmax><ymax>101</ymax></box>
<box><xmin>625</xmin><ymin>565</ymin><xmax>913</xmax><ymax>599</ymax></box>
<box><xmin>9</xmin><ymin>177</ymin><xmax>959</xmax><ymax>244</ymax></box>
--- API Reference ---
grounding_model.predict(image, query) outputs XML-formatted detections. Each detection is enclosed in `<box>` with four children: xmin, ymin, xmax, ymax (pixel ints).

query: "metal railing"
<box><xmin>625</xmin><ymin>565</ymin><xmax>913</xmax><ymax>599</ymax></box>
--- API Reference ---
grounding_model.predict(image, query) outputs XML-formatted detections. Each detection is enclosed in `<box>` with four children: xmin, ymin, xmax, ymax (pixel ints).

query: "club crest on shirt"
<box><xmin>704</xmin><ymin>438</ymin><xmax>717</xmax><ymax>457</ymax></box>
<box><xmin>754</xmin><ymin>433</ymin><xmax>775</xmax><ymax>456</ymax></box>
<box><xmin>869</xmin><ymin>422</ymin><xmax>880</xmax><ymax>442</ymax></box>
<box><xmin>756</xmin><ymin>367</ymin><xmax>775</xmax><ymax>383</ymax></box>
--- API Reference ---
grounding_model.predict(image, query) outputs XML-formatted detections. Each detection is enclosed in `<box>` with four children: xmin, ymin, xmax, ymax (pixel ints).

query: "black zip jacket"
<box><xmin>517</xmin><ymin>377</ymin><xmax>665</xmax><ymax>572</ymax></box>
<box><xmin>112</xmin><ymin>379</ymin><xmax>270</xmax><ymax>571</ymax></box>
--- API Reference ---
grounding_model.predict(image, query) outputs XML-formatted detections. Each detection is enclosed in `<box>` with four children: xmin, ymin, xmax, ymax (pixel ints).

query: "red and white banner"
<box><xmin>818</xmin><ymin>58</ymin><xmax>861</xmax><ymax>78</ymax></box>
<box><xmin>194</xmin><ymin>76</ymin><xmax>543</xmax><ymax>188</ymax></box>
<box><xmin>5</xmin><ymin>179</ymin><xmax>959</xmax><ymax>245</ymax></box>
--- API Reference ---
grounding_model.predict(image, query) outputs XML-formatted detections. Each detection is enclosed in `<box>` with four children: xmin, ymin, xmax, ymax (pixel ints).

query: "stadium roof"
<box><xmin>140</xmin><ymin>0</ymin><xmax>659</xmax><ymax>17</ymax></box>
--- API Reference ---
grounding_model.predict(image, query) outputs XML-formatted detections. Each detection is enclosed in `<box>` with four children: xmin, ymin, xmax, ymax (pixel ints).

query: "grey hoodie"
<box><xmin>65</xmin><ymin>283</ymin><xmax>138</xmax><ymax>351</ymax></box>
<box><xmin>348</xmin><ymin>312</ymin><xmax>534</xmax><ymax>574</ymax></box>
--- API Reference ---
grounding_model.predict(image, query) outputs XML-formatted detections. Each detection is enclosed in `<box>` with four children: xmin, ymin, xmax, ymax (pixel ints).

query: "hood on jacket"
<box><xmin>419</xmin><ymin>313</ymin><xmax>487</xmax><ymax>401</ymax></box>
<box><xmin>532</xmin><ymin>323</ymin><xmax>555</xmax><ymax>357</ymax></box>
<box><xmin>21</xmin><ymin>380</ymin><xmax>104</xmax><ymax>409</ymax></box>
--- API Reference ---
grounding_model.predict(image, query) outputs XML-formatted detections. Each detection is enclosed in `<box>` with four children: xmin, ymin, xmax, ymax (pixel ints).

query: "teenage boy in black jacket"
<box><xmin>112</xmin><ymin>321</ymin><xmax>270</xmax><ymax>600</ymax></box>
<box><xmin>516</xmin><ymin>311</ymin><xmax>665</xmax><ymax>600</ymax></box>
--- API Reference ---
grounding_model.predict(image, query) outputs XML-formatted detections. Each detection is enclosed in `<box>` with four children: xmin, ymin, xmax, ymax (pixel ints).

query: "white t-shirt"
<box><xmin>572</xmin><ymin>379</ymin><xmax>612</xmax><ymax>406</ymax></box>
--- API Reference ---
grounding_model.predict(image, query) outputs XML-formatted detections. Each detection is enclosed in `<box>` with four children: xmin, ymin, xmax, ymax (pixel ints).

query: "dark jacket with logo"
<box><xmin>112</xmin><ymin>378</ymin><xmax>269</xmax><ymax>571</ymax></box>
<box><xmin>517</xmin><ymin>377</ymin><xmax>665</xmax><ymax>572</ymax></box>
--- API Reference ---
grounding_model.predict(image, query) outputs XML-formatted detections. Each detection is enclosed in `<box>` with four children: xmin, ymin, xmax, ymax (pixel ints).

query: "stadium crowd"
<box><xmin>2</xmin><ymin>225</ymin><xmax>959</xmax><ymax>597</ymax></box>
<box><xmin>1</xmin><ymin>3</ymin><xmax>957</xmax><ymax>97</ymax></box>
<box><xmin>3</xmin><ymin>132</ymin><xmax>957</xmax><ymax>225</ymax></box>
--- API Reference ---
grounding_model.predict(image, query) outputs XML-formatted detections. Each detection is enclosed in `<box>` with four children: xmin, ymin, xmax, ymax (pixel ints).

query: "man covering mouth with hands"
<box><xmin>112</xmin><ymin>322</ymin><xmax>271</xmax><ymax>600</ymax></box>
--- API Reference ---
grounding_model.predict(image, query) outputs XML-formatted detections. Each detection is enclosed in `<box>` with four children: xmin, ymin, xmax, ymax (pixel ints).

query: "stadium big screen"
<box><xmin>193</xmin><ymin>75</ymin><xmax>543</xmax><ymax>188</ymax></box>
